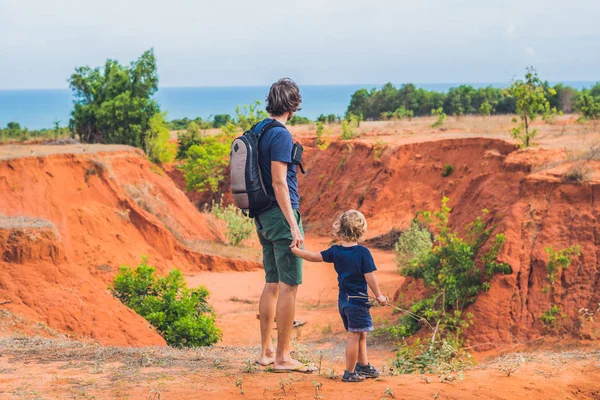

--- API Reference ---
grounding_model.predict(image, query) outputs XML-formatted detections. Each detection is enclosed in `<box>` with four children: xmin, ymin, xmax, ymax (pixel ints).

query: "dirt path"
<box><xmin>186</xmin><ymin>235</ymin><xmax>403</xmax><ymax>366</ymax></box>
<box><xmin>1</xmin><ymin>337</ymin><xmax>598</xmax><ymax>400</ymax></box>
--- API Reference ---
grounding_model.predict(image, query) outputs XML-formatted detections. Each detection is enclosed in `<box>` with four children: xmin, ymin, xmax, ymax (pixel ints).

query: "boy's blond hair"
<box><xmin>333</xmin><ymin>210</ymin><xmax>367</xmax><ymax>242</ymax></box>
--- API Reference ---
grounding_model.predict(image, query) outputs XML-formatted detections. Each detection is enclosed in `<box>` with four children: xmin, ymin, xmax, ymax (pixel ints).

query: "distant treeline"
<box><xmin>0</xmin><ymin>121</ymin><xmax>66</xmax><ymax>142</ymax></box>
<box><xmin>167</xmin><ymin>113</ymin><xmax>313</xmax><ymax>130</ymax></box>
<box><xmin>346</xmin><ymin>82</ymin><xmax>600</xmax><ymax>119</ymax></box>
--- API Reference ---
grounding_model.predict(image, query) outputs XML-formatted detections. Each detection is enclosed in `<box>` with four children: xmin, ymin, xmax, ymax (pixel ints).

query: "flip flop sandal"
<box><xmin>293</xmin><ymin>320</ymin><xmax>306</xmax><ymax>328</ymax></box>
<box><xmin>255</xmin><ymin>360</ymin><xmax>274</xmax><ymax>367</ymax></box>
<box><xmin>271</xmin><ymin>364</ymin><xmax>316</xmax><ymax>374</ymax></box>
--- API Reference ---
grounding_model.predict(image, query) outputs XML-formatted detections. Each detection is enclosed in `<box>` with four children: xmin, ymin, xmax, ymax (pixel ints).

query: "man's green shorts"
<box><xmin>255</xmin><ymin>206</ymin><xmax>303</xmax><ymax>285</ymax></box>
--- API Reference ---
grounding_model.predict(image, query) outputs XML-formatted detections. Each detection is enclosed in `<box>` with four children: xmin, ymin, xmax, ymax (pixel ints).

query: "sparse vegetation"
<box><xmin>110</xmin><ymin>256</ymin><xmax>221</xmax><ymax>347</ymax></box>
<box><xmin>441</xmin><ymin>163</ymin><xmax>454</xmax><ymax>177</ymax></box>
<box><xmin>545</xmin><ymin>245</ymin><xmax>580</xmax><ymax>285</ymax></box>
<box><xmin>562</xmin><ymin>164</ymin><xmax>590</xmax><ymax>183</ymax></box>
<box><xmin>315</xmin><ymin>121</ymin><xmax>331</xmax><ymax>150</ymax></box>
<box><xmin>393</xmin><ymin>221</ymin><xmax>433</xmax><ymax>274</ymax></box>
<box><xmin>145</xmin><ymin>113</ymin><xmax>176</xmax><ymax>164</ymax></box>
<box><xmin>211</xmin><ymin>199</ymin><xmax>255</xmax><ymax>246</ymax></box>
<box><xmin>430</xmin><ymin>107</ymin><xmax>446</xmax><ymax>128</ymax></box>
<box><xmin>340</xmin><ymin>115</ymin><xmax>360</xmax><ymax>140</ymax></box>
<box><xmin>289</xmin><ymin>115</ymin><xmax>312</xmax><ymax>125</ymax></box>
<box><xmin>389</xmin><ymin>198</ymin><xmax>511</xmax><ymax>373</ymax></box>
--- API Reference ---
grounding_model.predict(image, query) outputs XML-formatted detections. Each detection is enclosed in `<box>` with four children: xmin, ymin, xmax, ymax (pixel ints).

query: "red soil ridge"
<box><xmin>0</xmin><ymin>147</ymin><xmax>260</xmax><ymax>346</ymax></box>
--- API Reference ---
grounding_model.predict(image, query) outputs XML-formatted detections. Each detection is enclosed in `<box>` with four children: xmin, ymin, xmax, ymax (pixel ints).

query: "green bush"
<box><xmin>176</xmin><ymin>121</ymin><xmax>203</xmax><ymax>159</ymax></box>
<box><xmin>479</xmin><ymin>101</ymin><xmax>492</xmax><ymax>116</ymax></box>
<box><xmin>235</xmin><ymin>101</ymin><xmax>268</xmax><ymax>131</ymax></box>
<box><xmin>212</xmin><ymin>200</ymin><xmax>255</xmax><ymax>246</ymax></box>
<box><xmin>441</xmin><ymin>164</ymin><xmax>454</xmax><ymax>177</ymax></box>
<box><xmin>540</xmin><ymin>305</ymin><xmax>562</xmax><ymax>327</ymax></box>
<box><xmin>340</xmin><ymin>114</ymin><xmax>361</xmax><ymax>140</ymax></box>
<box><xmin>145</xmin><ymin>113</ymin><xmax>176</xmax><ymax>164</ymax></box>
<box><xmin>430</xmin><ymin>108</ymin><xmax>446</xmax><ymax>128</ymax></box>
<box><xmin>545</xmin><ymin>245</ymin><xmax>580</xmax><ymax>285</ymax></box>
<box><xmin>393</xmin><ymin>221</ymin><xmax>433</xmax><ymax>273</ymax></box>
<box><xmin>110</xmin><ymin>256</ymin><xmax>221</xmax><ymax>347</ymax></box>
<box><xmin>315</xmin><ymin>121</ymin><xmax>331</xmax><ymax>150</ymax></box>
<box><xmin>180</xmin><ymin>135</ymin><xmax>229</xmax><ymax>193</ymax></box>
<box><xmin>578</xmin><ymin>93</ymin><xmax>600</xmax><ymax>120</ymax></box>
<box><xmin>289</xmin><ymin>115</ymin><xmax>312</xmax><ymax>126</ymax></box>
<box><xmin>388</xmin><ymin>198</ymin><xmax>512</xmax><ymax>372</ymax></box>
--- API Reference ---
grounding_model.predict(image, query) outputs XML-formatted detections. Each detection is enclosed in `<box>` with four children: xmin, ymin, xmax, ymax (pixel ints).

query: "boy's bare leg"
<box><xmin>274</xmin><ymin>282</ymin><xmax>300</xmax><ymax>369</ymax></box>
<box><xmin>346</xmin><ymin>332</ymin><xmax>361</xmax><ymax>372</ymax></box>
<box><xmin>257</xmin><ymin>282</ymin><xmax>279</xmax><ymax>365</ymax></box>
<box><xmin>357</xmin><ymin>332</ymin><xmax>368</xmax><ymax>366</ymax></box>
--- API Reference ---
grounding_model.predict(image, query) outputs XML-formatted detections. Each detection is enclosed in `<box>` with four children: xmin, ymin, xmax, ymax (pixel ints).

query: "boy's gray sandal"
<box><xmin>342</xmin><ymin>370</ymin><xmax>365</xmax><ymax>382</ymax></box>
<box><xmin>355</xmin><ymin>363</ymin><xmax>381</xmax><ymax>378</ymax></box>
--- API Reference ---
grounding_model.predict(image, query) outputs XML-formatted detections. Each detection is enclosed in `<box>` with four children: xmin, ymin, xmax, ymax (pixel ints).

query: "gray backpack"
<box><xmin>230</xmin><ymin>120</ymin><xmax>284</xmax><ymax>217</ymax></box>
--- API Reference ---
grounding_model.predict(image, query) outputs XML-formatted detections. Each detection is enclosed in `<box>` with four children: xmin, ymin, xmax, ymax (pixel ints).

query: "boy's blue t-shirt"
<box><xmin>255</xmin><ymin>118</ymin><xmax>300</xmax><ymax>210</ymax></box>
<box><xmin>321</xmin><ymin>245</ymin><xmax>377</xmax><ymax>306</ymax></box>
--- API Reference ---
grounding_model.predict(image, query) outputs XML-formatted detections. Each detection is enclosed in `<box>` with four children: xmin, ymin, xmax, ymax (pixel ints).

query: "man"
<box><xmin>254</xmin><ymin>78</ymin><xmax>314</xmax><ymax>373</ymax></box>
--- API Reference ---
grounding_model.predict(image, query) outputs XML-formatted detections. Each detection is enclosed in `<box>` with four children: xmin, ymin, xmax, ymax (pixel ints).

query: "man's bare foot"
<box><xmin>273</xmin><ymin>358</ymin><xmax>316</xmax><ymax>373</ymax></box>
<box><xmin>256</xmin><ymin>352</ymin><xmax>275</xmax><ymax>366</ymax></box>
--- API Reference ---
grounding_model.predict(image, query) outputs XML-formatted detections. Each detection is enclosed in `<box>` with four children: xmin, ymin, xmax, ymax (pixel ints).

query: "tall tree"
<box><xmin>69</xmin><ymin>49</ymin><xmax>159</xmax><ymax>147</ymax></box>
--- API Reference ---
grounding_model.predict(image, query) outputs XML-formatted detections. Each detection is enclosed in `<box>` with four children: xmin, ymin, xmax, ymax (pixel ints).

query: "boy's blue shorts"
<box><xmin>338</xmin><ymin>301</ymin><xmax>374</xmax><ymax>333</ymax></box>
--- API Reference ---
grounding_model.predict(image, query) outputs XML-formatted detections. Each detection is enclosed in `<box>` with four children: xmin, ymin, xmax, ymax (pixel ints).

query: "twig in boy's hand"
<box><xmin>347</xmin><ymin>293</ymin><xmax>437</xmax><ymax>332</ymax></box>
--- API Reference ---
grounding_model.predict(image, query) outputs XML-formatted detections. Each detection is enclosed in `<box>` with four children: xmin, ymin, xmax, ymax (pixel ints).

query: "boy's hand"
<box><xmin>291</xmin><ymin>246</ymin><xmax>301</xmax><ymax>255</ymax></box>
<box><xmin>376</xmin><ymin>295</ymin><xmax>388</xmax><ymax>306</ymax></box>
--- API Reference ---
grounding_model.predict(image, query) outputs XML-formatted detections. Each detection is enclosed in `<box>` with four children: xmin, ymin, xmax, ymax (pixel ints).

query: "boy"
<box><xmin>291</xmin><ymin>210</ymin><xmax>387</xmax><ymax>382</ymax></box>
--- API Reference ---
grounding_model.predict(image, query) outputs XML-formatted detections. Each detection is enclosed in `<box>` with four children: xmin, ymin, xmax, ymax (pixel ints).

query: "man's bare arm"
<box><xmin>271</xmin><ymin>161</ymin><xmax>303</xmax><ymax>248</ymax></box>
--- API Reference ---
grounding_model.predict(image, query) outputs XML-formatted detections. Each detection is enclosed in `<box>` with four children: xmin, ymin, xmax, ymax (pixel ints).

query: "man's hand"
<box><xmin>290</xmin><ymin>226</ymin><xmax>304</xmax><ymax>249</ymax></box>
<box><xmin>376</xmin><ymin>295</ymin><xmax>388</xmax><ymax>306</ymax></box>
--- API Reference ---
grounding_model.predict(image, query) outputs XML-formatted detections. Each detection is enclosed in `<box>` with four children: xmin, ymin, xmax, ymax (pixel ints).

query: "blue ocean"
<box><xmin>0</xmin><ymin>82</ymin><xmax>597</xmax><ymax>130</ymax></box>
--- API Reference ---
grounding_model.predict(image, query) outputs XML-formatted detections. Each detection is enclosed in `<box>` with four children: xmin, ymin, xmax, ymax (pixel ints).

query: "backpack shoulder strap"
<box><xmin>252</xmin><ymin>119</ymin><xmax>286</xmax><ymax>139</ymax></box>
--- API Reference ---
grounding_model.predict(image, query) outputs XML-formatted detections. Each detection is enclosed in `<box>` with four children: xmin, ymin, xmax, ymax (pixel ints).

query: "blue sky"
<box><xmin>1</xmin><ymin>0</ymin><xmax>599</xmax><ymax>89</ymax></box>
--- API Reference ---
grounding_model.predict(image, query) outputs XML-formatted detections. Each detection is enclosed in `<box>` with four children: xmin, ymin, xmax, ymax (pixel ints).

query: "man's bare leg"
<box><xmin>273</xmin><ymin>282</ymin><xmax>302</xmax><ymax>369</ymax></box>
<box><xmin>257</xmin><ymin>282</ymin><xmax>279</xmax><ymax>366</ymax></box>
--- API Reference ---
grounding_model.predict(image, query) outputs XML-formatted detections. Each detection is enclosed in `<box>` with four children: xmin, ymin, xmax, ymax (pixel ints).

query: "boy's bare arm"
<box><xmin>290</xmin><ymin>247</ymin><xmax>324</xmax><ymax>262</ymax></box>
<box><xmin>364</xmin><ymin>272</ymin><xmax>387</xmax><ymax>304</ymax></box>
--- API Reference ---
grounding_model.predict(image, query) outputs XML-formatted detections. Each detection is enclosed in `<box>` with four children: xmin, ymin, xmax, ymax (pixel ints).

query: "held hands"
<box><xmin>289</xmin><ymin>226</ymin><xmax>304</xmax><ymax>249</ymax></box>
<box><xmin>376</xmin><ymin>295</ymin><xmax>388</xmax><ymax>306</ymax></box>
<box><xmin>290</xmin><ymin>246</ymin><xmax>301</xmax><ymax>255</ymax></box>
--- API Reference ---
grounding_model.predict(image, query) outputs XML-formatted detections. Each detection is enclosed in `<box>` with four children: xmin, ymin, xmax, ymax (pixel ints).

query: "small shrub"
<box><xmin>479</xmin><ymin>101</ymin><xmax>492</xmax><ymax>116</ymax></box>
<box><xmin>176</xmin><ymin>121</ymin><xmax>203</xmax><ymax>159</ymax></box>
<box><xmin>430</xmin><ymin>108</ymin><xmax>446</xmax><ymax>128</ymax></box>
<box><xmin>562</xmin><ymin>165</ymin><xmax>590</xmax><ymax>183</ymax></box>
<box><xmin>180</xmin><ymin>135</ymin><xmax>229</xmax><ymax>193</ymax></box>
<box><xmin>289</xmin><ymin>115</ymin><xmax>312</xmax><ymax>126</ymax></box>
<box><xmin>315</xmin><ymin>121</ymin><xmax>331</xmax><ymax>150</ymax></box>
<box><xmin>340</xmin><ymin>118</ymin><xmax>359</xmax><ymax>140</ymax></box>
<box><xmin>545</xmin><ymin>245</ymin><xmax>580</xmax><ymax>285</ymax></box>
<box><xmin>389</xmin><ymin>198</ymin><xmax>511</xmax><ymax>372</ymax></box>
<box><xmin>540</xmin><ymin>305</ymin><xmax>562</xmax><ymax>327</ymax></box>
<box><xmin>393</xmin><ymin>221</ymin><xmax>433</xmax><ymax>273</ymax></box>
<box><xmin>146</xmin><ymin>113</ymin><xmax>176</xmax><ymax>164</ymax></box>
<box><xmin>110</xmin><ymin>256</ymin><xmax>221</xmax><ymax>347</ymax></box>
<box><xmin>212</xmin><ymin>200</ymin><xmax>255</xmax><ymax>246</ymax></box>
<box><xmin>441</xmin><ymin>164</ymin><xmax>454</xmax><ymax>177</ymax></box>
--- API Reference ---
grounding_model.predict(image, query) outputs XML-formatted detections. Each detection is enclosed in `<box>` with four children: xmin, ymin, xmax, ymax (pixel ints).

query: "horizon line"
<box><xmin>1</xmin><ymin>79</ymin><xmax>599</xmax><ymax>92</ymax></box>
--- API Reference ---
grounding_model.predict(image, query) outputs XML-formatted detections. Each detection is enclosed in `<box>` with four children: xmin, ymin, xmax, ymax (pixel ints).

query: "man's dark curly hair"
<box><xmin>266</xmin><ymin>78</ymin><xmax>302</xmax><ymax>116</ymax></box>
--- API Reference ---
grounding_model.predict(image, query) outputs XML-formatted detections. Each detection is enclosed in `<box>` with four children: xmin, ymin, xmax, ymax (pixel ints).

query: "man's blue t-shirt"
<box><xmin>255</xmin><ymin>118</ymin><xmax>300</xmax><ymax>209</ymax></box>
<box><xmin>321</xmin><ymin>245</ymin><xmax>377</xmax><ymax>306</ymax></box>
